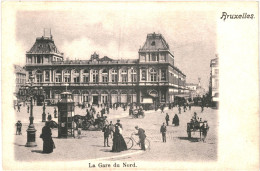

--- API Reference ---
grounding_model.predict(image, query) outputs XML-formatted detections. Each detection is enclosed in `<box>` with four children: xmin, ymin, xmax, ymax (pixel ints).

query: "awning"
<box><xmin>175</xmin><ymin>94</ymin><xmax>190</xmax><ymax>98</ymax></box>
<box><xmin>141</xmin><ymin>98</ymin><xmax>153</xmax><ymax>104</ymax></box>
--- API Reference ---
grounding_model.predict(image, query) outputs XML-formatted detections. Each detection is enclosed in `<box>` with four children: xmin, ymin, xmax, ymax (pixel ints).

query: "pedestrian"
<box><xmin>165</xmin><ymin>113</ymin><xmax>170</xmax><ymax>126</ymax></box>
<box><xmin>106</xmin><ymin>106</ymin><xmax>109</xmax><ymax>114</ymax></box>
<box><xmin>15</xmin><ymin>120</ymin><xmax>22</xmax><ymax>135</ymax></box>
<box><xmin>77</xmin><ymin>118</ymin><xmax>82</xmax><ymax>139</ymax></box>
<box><xmin>27</xmin><ymin>105</ymin><xmax>30</xmax><ymax>113</ymax></box>
<box><xmin>135</xmin><ymin>126</ymin><xmax>146</xmax><ymax>151</ymax></box>
<box><xmin>102</xmin><ymin>124</ymin><xmax>110</xmax><ymax>147</ymax></box>
<box><xmin>178</xmin><ymin>106</ymin><xmax>181</xmax><ymax>114</ymax></box>
<box><xmin>161</xmin><ymin>105</ymin><xmax>164</xmax><ymax>113</ymax></box>
<box><xmin>201</xmin><ymin>121</ymin><xmax>209</xmax><ymax>142</ymax></box>
<box><xmin>111</xmin><ymin>125</ymin><xmax>127</xmax><ymax>152</ymax></box>
<box><xmin>183</xmin><ymin>104</ymin><xmax>186</xmax><ymax>112</ymax></box>
<box><xmin>54</xmin><ymin>108</ymin><xmax>57</xmax><ymax>118</ymax></box>
<box><xmin>17</xmin><ymin>104</ymin><xmax>21</xmax><ymax>112</ymax></box>
<box><xmin>160</xmin><ymin>123</ymin><xmax>167</xmax><ymax>142</ymax></box>
<box><xmin>189</xmin><ymin>103</ymin><xmax>191</xmax><ymax>110</ymax></box>
<box><xmin>47</xmin><ymin>113</ymin><xmax>52</xmax><ymax>121</ymax></box>
<box><xmin>172</xmin><ymin>114</ymin><xmax>179</xmax><ymax>126</ymax></box>
<box><xmin>116</xmin><ymin>119</ymin><xmax>123</xmax><ymax>129</ymax></box>
<box><xmin>201</xmin><ymin>104</ymin><xmax>204</xmax><ymax>113</ymax></box>
<box><xmin>109</xmin><ymin>121</ymin><xmax>114</xmax><ymax>138</ymax></box>
<box><xmin>40</xmin><ymin>121</ymin><xmax>55</xmax><ymax>153</ymax></box>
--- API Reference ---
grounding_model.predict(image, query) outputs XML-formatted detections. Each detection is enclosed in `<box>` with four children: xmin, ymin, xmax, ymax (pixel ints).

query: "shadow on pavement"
<box><xmin>13</xmin><ymin>143</ymin><xmax>25</xmax><ymax>147</ymax></box>
<box><xmin>31</xmin><ymin>150</ymin><xmax>43</xmax><ymax>154</ymax></box>
<box><xmin>177</xmin><ymin>137</ymin><xmax>201</xmax><ymax>142</ymax></box>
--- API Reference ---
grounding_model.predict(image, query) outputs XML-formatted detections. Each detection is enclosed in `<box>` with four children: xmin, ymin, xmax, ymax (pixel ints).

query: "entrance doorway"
<box><xmin>93</xmin><ymin>96</ymin><xmax>98</xmax><ymax>105</ymax></box>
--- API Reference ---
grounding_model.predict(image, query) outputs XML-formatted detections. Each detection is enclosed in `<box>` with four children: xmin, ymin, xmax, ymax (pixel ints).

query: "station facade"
<box><xmin>24</xmin><ymin>33</ymin><xmax>187</xmax><ymax>106</ymax></box>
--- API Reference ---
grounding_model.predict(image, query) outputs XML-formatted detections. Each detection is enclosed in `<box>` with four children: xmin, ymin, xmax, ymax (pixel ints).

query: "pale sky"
<box><xmin>15</xmin><ymin>3</ymin><xmax>217</xmax><ymax>89</ymax></box>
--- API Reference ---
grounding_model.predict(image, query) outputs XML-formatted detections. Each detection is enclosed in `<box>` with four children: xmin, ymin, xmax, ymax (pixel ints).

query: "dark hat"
<box><xmin>135</xmin><ymin>125</ymin><xmax>138</xmax><ymax>129</ymax></box>
<box><xmin>18</xmin><ymin>120</ymin><xmax>21</xmax><ymax>122</ymax></box>
<box><xmin>117</xmin><ymin>119</ymin><xmax>120</xmax><ymax>122</ymax></box>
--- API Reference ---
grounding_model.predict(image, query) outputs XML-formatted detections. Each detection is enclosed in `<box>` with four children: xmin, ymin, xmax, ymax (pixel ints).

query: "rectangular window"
<box><xmin>83</xmin><ymin>76</ymin><xmax>89</xmax><ymax>83</ymax></box>
<box><xmin>112</xmin><ymin>75</ymin><xmax>117</xmax><ymax>82</ymax></box>
<box><xmin>28</xmin><ymin>57</ymin><xmax>32</xmax><ymax>63</ymax></box>
<box><xmin>64</xmin><ymin>76</ymin><xmax>70</xmax><ymax>83</ymax></box>
<box><xmin>161</xmin><ymin>69</ymin><xmax>166</xmax><ymax>81</ymax></box>
<box><xmin>102</xmin><ymin>76</ymin><xmax>108</xmax><ymax>83</ymax></box>
<box><xmin>74</xmin><ymin>77</ymin><xmax>80</xmax><ymax>83</ymax></box>
<box><xmin>93</xmin><ymin>75</ymin><xmax>98</xmax><ymax>83</ymax></box>
<box><xmin>122</xmin><ymin>74</ymin><xmax>127</xmax><ymax>82</ymax></box>
<box><xmin>152</xmin><ymin>53</ymin><xmax>157</xmax><ymax>61</ymax></box>
<box><xmin>141</xmin><ymin>70</ymin><xmax>146</xmax><ymax>81</ymax></box>
<box><xmin>45</xmin><ymin>71</ymin><xmax>50</xmax><ymax>82</ymax></box>
<box><xmin>151</xmin><ymin>74</ymin><xmax>157</xmax><ymax>82</ymax></box>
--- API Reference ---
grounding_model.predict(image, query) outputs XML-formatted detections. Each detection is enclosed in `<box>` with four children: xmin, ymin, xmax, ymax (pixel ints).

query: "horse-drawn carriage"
<box><xmin>74</xmin><ymin>115</ymin><xmax>107</xmax><ymax>130</ymax></box>
<box><xmin>131</xmin><ymin>109</ymin><xmax>145</xmax><ymax>118</ymax></box>
<box><xmin>187</xmin><ymin>121</ymin><xmax>203</xmax><ymax>139</ymax></box>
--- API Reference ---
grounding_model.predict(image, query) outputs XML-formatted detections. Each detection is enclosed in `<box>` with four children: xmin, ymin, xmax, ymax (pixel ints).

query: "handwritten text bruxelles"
<box><xmin>220</xmin><ymin>12</ymin><xmax>254</xmax><ymax>21</ymax></box>
<box><xmin>89</xmin><ymin>162</ymin><xmax>137</xmax><ymax>168</ymax></box>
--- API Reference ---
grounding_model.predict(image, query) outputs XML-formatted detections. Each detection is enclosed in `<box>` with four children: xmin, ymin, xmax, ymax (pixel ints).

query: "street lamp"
<box><xmin>40</xmin><ymin>87</ymin><xmax>46</xmax><ymax>122</ymax></box>
<box><xmin>20</xmin><ymin>75</ymin><xmax>40</xmax><ymax>147</ymax></box>
<box><xmin>131</xmin><ymin>67</ymin><xmax>134</xmax><ymax>108</ymax></box>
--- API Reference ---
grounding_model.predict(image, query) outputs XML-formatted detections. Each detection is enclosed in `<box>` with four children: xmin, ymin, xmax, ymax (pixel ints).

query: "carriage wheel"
<box><xmin>187</xmin><ymin>131</ymin><xmax>191</xmax><ymax>138</ymax></box>
<box><xmin>98</xmin><ymin>122</ymin><xmax>104</xmax><ymax>129</ymax></box>
<box><xmin>125</xmin><ymin>137</ymin><xmax>134</xmax><ymax>150</ymax></box>
<box><xmin>84</xmin><ymin>122</ymin><xmax>91</xmax><ymax>130</ymax></box>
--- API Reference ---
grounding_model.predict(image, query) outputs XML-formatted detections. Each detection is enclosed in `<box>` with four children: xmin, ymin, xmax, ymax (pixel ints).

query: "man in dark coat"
<box><xmin>102</xmin><ymin>124</ymin><xmax>110</xmax><ymax>147</ymax></box>
<box><xmin>40</xmin><ymin>122</ymin><xmax>55</xmax><ymax>153</ymax></box>
<box><xmin>135</xmin><ymin>126</ymin><xmax>146</xmax><ymax>151</ymax></box>
<box><xmin>15</xmin><ymin>120</ymin><xmax>22</xmax><ymax>135</ymax></box>
<box><xmin>116</xmin><ymin>120</ymin><xmax>123</xmax><ymax>129</ymax></box>
<box><xmin>172</xmin><ymin>114</ymin><xmax>180</xmax><ymax>126</ymax></box>
<box><xmin>160</xmin><ymin>123</ymin><xmax>167</xmax><ymax>142</ymax></box>
<box><xmin>165</xmin><ymin>113</ymin><xmax>170</xmax><ymax>126</ymax></box>
<box><xmin>54</xmin><ymin>108</ymin><xmax>57</xmax><ymax>118</ymax></box>
<box><xmin>201</xmin><ymin>121</ymin><xmax>209</xmax><ymax>142</ymax></box>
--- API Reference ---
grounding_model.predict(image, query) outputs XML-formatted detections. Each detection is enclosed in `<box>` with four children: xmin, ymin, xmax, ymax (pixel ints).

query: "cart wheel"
<box><xmin>98</xmin><ymin>122</ymin><xmax>104</xmax><ymax>129</ymax></box>
<box><xmin>187</xmin><ymin>131</ymin><xmax>191</xmax><ymax>138</ymax></box>
<box><xmin>85</xmin><ymin>122</ymin><xmax>91</xmax><ymax>130</ymax></box>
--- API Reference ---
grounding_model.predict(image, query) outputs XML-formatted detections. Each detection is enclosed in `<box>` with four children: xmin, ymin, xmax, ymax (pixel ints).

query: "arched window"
<box><xmin>92</xmin><ymin>70</ymin><xmax>98</xmax><ymax>83</ymax></box>
<box><xmin>102</xmin><ymin>69</ymin><xmax>108</xmax><ymax>83</ymax></box>
<box><xmin>112</xmin><ymin>69</ymin><xmax>118</xmax><ymax>83</ymax></box>
<box><xmin>64</xmin><ymin>70</ymin><xmax>71</xmax><ymax>83</ymax></box>
<box><xmin>150</xmin><ymin>69</ymin><xmax>157</xmax><ymax>82</ymax></box>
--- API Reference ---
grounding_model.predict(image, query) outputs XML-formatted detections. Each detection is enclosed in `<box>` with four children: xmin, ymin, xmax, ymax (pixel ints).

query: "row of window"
<box><xmin>29</xmin><ymin>69</ymin><xmax>167</xmax><ymax>83</ymax></box>
<box><xmin>27</xmin><ymin>55</ymin><xmax>62</xmax><ymax>64</ymax></box>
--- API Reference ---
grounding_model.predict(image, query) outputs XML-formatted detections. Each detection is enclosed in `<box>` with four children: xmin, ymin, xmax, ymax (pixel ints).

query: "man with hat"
<box><xmin>135</xmin><ymin>126</ymin><xmax>146</xmax><ymax>151</ymax></box>
<box><xmin>15</xmin><ymin>120</ymin><xmax>22</xmax><ymax>135</ymax></box>
<box><xmin>160</xmin><ymin>123</ymin><xmax>167</xmax><ymax>142</ymax></box>
<box><xmin>102</xmin><ymin>123</ymin><xmax>111</xmax><ymax>147</ymax></box>
<box><xmin>201</xmin><ymin>121</ymin><xmax>209</xmax><ymax>142</ymax></box>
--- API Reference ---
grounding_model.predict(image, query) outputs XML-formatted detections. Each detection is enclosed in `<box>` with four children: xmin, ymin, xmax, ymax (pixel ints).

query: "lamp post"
<box><xmin>22</xmin><ymin>75</ymin><xmax>40</xmax><ymax>147</ymax></box>
<box><xmin>131</xmin><ymin>67</ymin><xmax>134</xmax><ymax>108</ymax></box>
<box><xmin>41</xmin><ymin>87</ymin><xmax>46</xmax><ymax>122</ymax></box>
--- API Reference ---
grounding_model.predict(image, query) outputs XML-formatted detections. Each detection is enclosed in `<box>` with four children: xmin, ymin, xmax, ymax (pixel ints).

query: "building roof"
<box><xmin>140</xmin><ymin>32</ymin><xmax>170</xmax><ymax>51</ymax></box>
<box><xmin>14</xmin><ymin>64</ymin><xmax>26</xmax><ymax>74</ymax></box>
<box><xmin>27</xmin><ymin>36</ymin><xmax>63</xmax><ymax>55</ymax></box>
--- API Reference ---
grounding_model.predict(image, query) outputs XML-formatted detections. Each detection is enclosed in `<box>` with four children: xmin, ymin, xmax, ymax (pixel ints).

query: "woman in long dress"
<box><xmin>40</xmin><ymin>121</ymin><xmax>55</xmax><ymax>153</ymax></box>
<box><xmin>111</xmin><ymin>125</ymin><xmax>127</xmax><ymax>152</ymax></box>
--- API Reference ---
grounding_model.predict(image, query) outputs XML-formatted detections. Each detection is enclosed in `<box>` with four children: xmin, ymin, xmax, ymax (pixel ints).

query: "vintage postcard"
<box><xmin>2</xmin><ymin>1</ymin><xmax>259</xmax><ymax>170</ymax></box>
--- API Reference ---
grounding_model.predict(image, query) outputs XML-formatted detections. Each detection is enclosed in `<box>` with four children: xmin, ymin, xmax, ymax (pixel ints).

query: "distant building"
<box><xmin>209</xmin><ymin>56</ymin><xmax>219</xmax><ymax>102</ymax></box>
<box><xmin>186</xmin><ymin>83</ymin><xmax>198</xmax><ymax>91</ymax></box>
<box><xmin>23</xmin><ymin>32</ymin><xmax>187</xmax><ymax>106</ymax></box>
<box><xmin>14</xmin><ymin>64</ymin><xmax>26</xmax><ymax>96</ymax></box>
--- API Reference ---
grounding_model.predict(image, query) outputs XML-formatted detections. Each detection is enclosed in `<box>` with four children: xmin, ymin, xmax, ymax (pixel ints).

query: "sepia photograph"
<box><xmin>2</xmin><ymin>1</ymin><xmax>259</xmax><ymax>170</ymax></box>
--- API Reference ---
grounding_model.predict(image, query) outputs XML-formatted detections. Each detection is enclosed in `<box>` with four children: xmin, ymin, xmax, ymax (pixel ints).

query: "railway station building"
<box><xmin>24</xmin><ymin>32</ymin><xmax>187</xmax><ymax>107</ymax></box>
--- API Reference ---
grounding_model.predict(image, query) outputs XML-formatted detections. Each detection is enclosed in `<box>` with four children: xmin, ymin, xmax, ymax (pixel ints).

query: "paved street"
<box><xmin>13</xmin><ymin>105</ymin><xmax>218</xmax><ymax>161</ymax></box>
